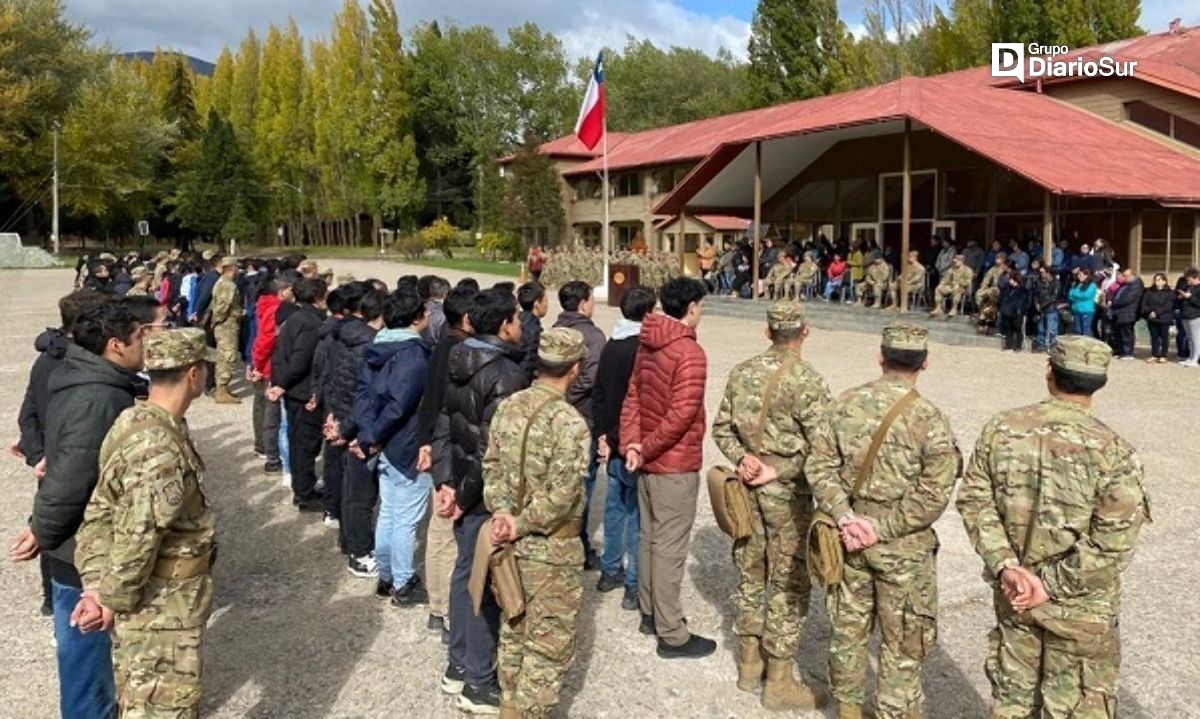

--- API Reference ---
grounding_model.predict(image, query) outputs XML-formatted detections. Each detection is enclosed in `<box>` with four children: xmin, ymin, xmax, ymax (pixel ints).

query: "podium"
<box><xmin>607</xmin><ymin>264</ymin><xmax>640</xmax><ymax>307</ymax></box>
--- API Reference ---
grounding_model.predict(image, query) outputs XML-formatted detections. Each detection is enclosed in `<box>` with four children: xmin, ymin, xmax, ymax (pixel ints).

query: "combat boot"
<box><xmin>836</xmin><ymin>703</ymin><xmax>874</xmax><ymax>719</ymax></box>
<box><xmin>498</xmin><ymin>703</ymin><xmax>520</xmax><ymax>719</ymax></box>
<box><xmin>213</xmin><ymin>385</ymin><xmax>242</xmax><ymax>404</ymax></box>
<box><xmin>735</xmin><ymin>636</ymin><xmax>765</xmax><ymax>693</ymax></box>
<box><xmin>761</xmin><ymin>659</ymin><xmax>821</xmax><ymax>712</ymax></box>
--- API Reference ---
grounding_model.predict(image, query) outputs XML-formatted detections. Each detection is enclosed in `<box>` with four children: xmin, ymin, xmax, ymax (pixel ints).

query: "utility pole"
<box><xmin>52</xmin><ymin>120</ymin><xmax>60</xmax><ymax>255</ymax></box>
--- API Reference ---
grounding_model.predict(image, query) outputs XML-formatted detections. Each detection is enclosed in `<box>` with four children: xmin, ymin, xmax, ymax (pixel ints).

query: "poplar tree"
<box><xmin>229</xmin><ymin>30</ymin><xmax>260</xmax><ymax>145</ymax></box>
<box><xmin>747</xmin><ymin>0</ymin><xmax>849</xmax><ymax>105</ymax></box>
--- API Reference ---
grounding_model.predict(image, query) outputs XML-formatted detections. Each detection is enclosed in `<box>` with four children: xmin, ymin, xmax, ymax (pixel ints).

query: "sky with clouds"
<box><xmin>65</xmin><ymin>0</ymin><xmax>1198</xmax><ymax>64</ymax></box>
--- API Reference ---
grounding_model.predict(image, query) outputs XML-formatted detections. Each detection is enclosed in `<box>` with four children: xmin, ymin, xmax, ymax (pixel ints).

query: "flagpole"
<box><xmin>600</xmin><ymin>115</ymin><xmax>610</xmax><ymax>302</ymax></box>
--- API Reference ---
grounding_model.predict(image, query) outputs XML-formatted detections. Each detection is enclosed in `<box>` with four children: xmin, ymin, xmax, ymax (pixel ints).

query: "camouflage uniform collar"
<box><xmin>766</xmin><ymin>345</ymin><xmax>802</xmax><ymax>359</ymax></box>
<box><xmin>1043</xmin><ymin>395</ymin><xmax>1092</xmax><ymax>415</ymax></box>
<box><xmin>531</xmin><ymin>380</ymin><xmax>566</xmax><ymax>398</ymax></box>
<box><xmin>877</xmin><ymin>373</ymin><xmax>917</xmax><ymax>389</ymax></box>
<box><xmin>139</xmin><ymin>400</ymin><xmax>190</xmax><ymax>433</ymax></box>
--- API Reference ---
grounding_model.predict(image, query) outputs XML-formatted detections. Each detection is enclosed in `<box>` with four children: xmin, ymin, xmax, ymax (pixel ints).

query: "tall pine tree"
<box><xmin>747</xmin><ymin>0</ymin><xmax>849</xmax><ymax>106</ymax></box>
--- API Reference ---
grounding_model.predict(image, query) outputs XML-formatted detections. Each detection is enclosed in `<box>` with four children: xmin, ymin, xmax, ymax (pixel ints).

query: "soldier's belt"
<box><xmin>543</xmin><ymin>519</ymin><xmax>583</xmax><ymax>540</ymax></box>
<box><xmin>152</xmin><ymin>551</ymin><xmax>212</xmax><ymax>580</ymax></box>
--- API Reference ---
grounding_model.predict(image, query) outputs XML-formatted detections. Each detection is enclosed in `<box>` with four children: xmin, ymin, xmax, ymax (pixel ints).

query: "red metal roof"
<box><xmin>541</xmin><ymin>26</ymin><xmax>1200</xmax><ymax>207</ymax></box>
<box><xmin>654</xmin><ymin>214</ymin><xmax>751</xmax><ymax>232</ymax></box>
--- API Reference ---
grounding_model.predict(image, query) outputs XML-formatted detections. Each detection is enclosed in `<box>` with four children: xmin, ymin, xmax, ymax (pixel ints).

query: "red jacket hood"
<box><xmin>640</xmin><ymin>313</ymin><xmax>696</xmax><ymax>351</ymax></box>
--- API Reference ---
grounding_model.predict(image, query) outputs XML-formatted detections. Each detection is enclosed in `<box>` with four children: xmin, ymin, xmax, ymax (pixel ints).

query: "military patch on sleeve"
<box><xmin>162</xmin><ymin>480</ymin><xmax>184</xmax><ymax>507</ymax></box>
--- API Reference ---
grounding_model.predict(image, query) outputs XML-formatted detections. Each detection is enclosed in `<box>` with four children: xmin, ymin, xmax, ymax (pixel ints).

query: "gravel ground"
<box><xmin>1</xmin><ymin>262</ymin><xmax>1194</xmax><ymax>718</ymax></box>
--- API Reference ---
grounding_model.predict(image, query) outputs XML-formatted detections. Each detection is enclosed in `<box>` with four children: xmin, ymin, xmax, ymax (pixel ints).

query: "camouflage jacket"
<box><xmin>957</xmin><ymin>398</ymin><xmax>1149</xmax><ymax>614</ymax></box>
<box><xmin>126</xmin><ymin>286</ymin><xmax>151</xmax><ymax>297</ymax></box>
<box><xmin>865</xmin><ymin>262</ymin><xmax>893</xmax><ymax>284</ymax></box>
<box><xmin>483</xmin><ymin>382</ymin><xmax>590</xmax><ymax>566</ymax></box>
<box><xmin>75</xmin><ymin>402</ymin><xmax>215</xmax><ymax>630</ymax></box>
<box><xmin>980</xmin><ymin>265</ymin><xmax>1005</xmax><ymax>291</ymax></box>
<box><xmin>712</xmin><ymin>346</ymin><xmax>837</xmax><ymax>491</ymax></box>
<box><xmin>796</xmin><ymin>260</ymin><xmax>819</xmax><ymax>285</ymax></box>
<box><xmin>809</xmin><ymin>376</ymin><xmax>961</xmax><ymax>544</ymax></box>
<box><xmin>943</xmin><ymin>265</ymin><xmax>975</xmax><ymax>290</ymax></box>
<box><xmin>901</xmin><ymin>262</ymin><xmax>926</xmax><ymax>288</ymax></box>
<box><xmin>210</xmin><ymin>276</ymin><xmax>241</xmax><ymax>327</ymax></box>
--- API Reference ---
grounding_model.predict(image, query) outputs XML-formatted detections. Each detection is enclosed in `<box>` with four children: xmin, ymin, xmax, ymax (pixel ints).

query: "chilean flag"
<box><xmin>574</xmin><ymin>52</ymin><xmax>605</xmax><ymax>150</ymax></box>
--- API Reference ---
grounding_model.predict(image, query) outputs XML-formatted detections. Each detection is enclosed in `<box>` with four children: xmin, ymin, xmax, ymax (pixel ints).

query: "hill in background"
<box><xmin>116</xmin><ymin>51</ymin><xmax>215</xmax><ymax>76</ymax></box>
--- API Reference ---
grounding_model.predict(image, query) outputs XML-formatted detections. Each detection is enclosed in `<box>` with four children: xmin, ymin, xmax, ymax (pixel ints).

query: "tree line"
<box><xmin>0</xmin><ymin>0</ymin><xmax>1142</xmax><ymax>250</ymax></box>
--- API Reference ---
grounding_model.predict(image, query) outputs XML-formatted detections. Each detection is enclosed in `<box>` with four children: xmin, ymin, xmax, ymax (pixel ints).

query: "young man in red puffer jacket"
<box><xmin>619</xmin><ymin>276</ymin><xmax>715</xmax><ymax>659</ymax></box>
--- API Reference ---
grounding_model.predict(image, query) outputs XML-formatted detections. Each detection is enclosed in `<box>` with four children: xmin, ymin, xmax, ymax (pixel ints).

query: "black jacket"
<box><xmin>193</xmin><ymin>269</ymin><xmax>220</xmax><ymax>317</ymax></box>
<box><xmin>592</xmin><ymin>329</ymin><xmax>641</xmax><ymax>453</ymax></box>
<box><xmin>1141</xmin><ymin>287</ymin><xmax>1175</xmax><ymax>325</ymax></box>
<box><xmin>1180</xmin><ymin>283</ymin><xmax>1200</xmax><ymax>320</ymax></box>
<box><xmin>518</xmin><ymin>311</ymin><xmax>543</xmax><ymax>382</ymax></box>
<box><xmin>416</xmin><ymin>328</ymin><xmax>469</xmax><ymax>447</ymax></box>
<box><xmin>33</xmin><ymin>344</ymin><xmax>137</xmax><ymax>584</ymax></box>
<box><xmin>999</xmin><ymin>282</ymin><xmax>1030</xmax><ymax>319</ymax></box>
<box><xmin>325</xmin><ymin>317</ymin><xmax>378</xmax><ymax>439</ymax></box>
<box><xmin>17</xmin><ymin>329</ymin><xmax>70</xmax><ymax>466</ymax></box>
<box><xmin>1033</xmin><ymin>275</ymin><xmax>1059</xmax><ymax>312</ymax></box>
<box><xmin>431</xmin><ymin>335</ymin><xmax>528</xmax><ymax>514</ymax></box>
<box><xmin>111</xmin><ymin>270</ymin><xmax>132</xmax><ymax>295</ymax></box>
<box><xmin>1110</xmin><ymin>279</ymin><xmax>1145</xmax><ymax>325</ymax></box>
<box><xmin>272</xmin><ymin>304</ymin><xmax>327</xmax><ymax>402</ymax></box>
<box><xmin>552</xmin><ymin>312</ymin><xmax>605</xmax><ymax>424</ymax></box>
<box><xmin>311</xmin><ymin>315</ymin><xmax>343</xmax><ymax>404</ymax></box>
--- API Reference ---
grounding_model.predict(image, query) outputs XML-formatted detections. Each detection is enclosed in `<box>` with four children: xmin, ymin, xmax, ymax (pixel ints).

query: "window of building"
<box><xmin>880</xmin><ymin>171</ymin><xmax>935</xmax><ymax>221</ymax></box>
<box><xmin>613</xmin><ymin>172</ymin><xmax>643</xmax><ymax>198</ymax></box>
<box><xmin>944</xmin><ymin>167</ymin><xmax>990</xmax><ymax>217</ymax></box>
<box><xmin>576</xmin><ymin>224</ymin><xmax>601</xmax><ymax>247</ymax></box>
<box><xmin>649</xmin><ymin>165</ymin><xmax>693</xmax><ymax>196</ymax></box>
<box><xmin>615</xmin><ymin>224</ymin><xmax>643</xmax><ymax>249</ymax></box>
<box><xmin>573</xmin><ymin>177</ymin><xmax>602</xmax><ymax>201</ymax></box>
<box><xmin>838</xmin><ymin>177</ymin><xmax>877</xmax><ymax>220</ymax></box>
<box><xmin>1141</xmin><ymin>211</ymin><xmax>1197</xmax><ymax>274</ymax></box>
<box><xmin>1125</xmin><ymin>100</ymin><xmax>1200</xmax><ymax>151</ymax></box>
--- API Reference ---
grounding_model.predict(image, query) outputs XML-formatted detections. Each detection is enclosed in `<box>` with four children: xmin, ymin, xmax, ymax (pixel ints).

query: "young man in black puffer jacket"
<box><xmin>432</xmin><ymin>288</ymin><xmax>528</xmax><ymax>714</ymax></box>
<box><xmin>270</xmin><ymin>277</ymin><xmax>329</xmax><ymax>511</ymax></box>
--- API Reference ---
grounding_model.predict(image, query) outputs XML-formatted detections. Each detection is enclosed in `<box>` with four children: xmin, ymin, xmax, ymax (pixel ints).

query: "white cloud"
<box><xmin>557</xmin><ymin>0</ymin><xmax>751</xmax><ymax>61</ymax></box>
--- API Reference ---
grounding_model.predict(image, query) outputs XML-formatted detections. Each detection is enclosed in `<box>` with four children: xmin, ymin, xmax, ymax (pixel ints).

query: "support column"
<box><xmin>1043</xmin><ymin>190</ymin><xmax>1054</xmax><ymax>267</ymax></box>
<box><xmin>678</xmin><ymin>210</ymin><xmax>687</xmax><ymax>272</ymax></box>
<box><xmin>986</xmin><ymin>167</ymin><xmax>997</xmax><ymax>248</ymax></box>
<box><xmin>833</xmin><ymin>178</ymin><xmax>842</xmax><ymax>244</ymax></box>
<box><xmin>1131</xmin><ymin>209</ymin><xmax>1143</xmax><ymax>275</ymax></box>
<box><xmin>753</xmin><ymin>141</ymin><xmax>762</xmax><ymax>299</ymax></box>
<box><xmin>900</xmin><ymin>119</ymin><xmax>912</xmax><ymax>312</ymax></box>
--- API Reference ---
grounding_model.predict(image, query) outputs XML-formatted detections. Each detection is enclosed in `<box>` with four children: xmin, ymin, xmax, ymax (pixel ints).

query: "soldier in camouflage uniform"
<box><xmin>792</xmin><ymin>252</ymin><xmax>820</xmax><ymax>300</ymax></box>
<box><xmin>888</xmin><ymin>252</ymin><xmax>927</xmax><ymax>309</ymax></box>
<box><xmin>956</xmin><ymin>336</ymin><xmax>1149</xmax><ymax>719</ymax></box>
<box><xmin>763</xmin><ymin>252</ymin><xmax>797</xmax><ymax>300</ymax></box>
<box><xmin>974</xmin><ymin>254</ymin><xmax>1009</xmax><ymax>318</ymax></box>
<box><xmin>929</xmin><ymin>254</ymin><xmax>975</xmax><ymax>318</ymax></box>
<box><xmin>482</xmin><ymin>328</ymin><xmax>592</xmax><ymax>719</ymax></box>
<box><xmin>856</xmin><ymin>255</ymin><xmax>895</xmax><ymax>309</ymax></box>
<box><xmin>209</xmin><ymin>257</ymin><xmax>242</xmax><ymax>404</ymax></box>
<box><xmin>711</xmin><ymin>302</ymin><xmax>835</xmax><ymax>712</ymax></box>
<box><xmin>808</xmin><ymin>322</ymin><xmax>961</xmax><ymax>719</ymax></box>
<box><xmin>73</xmin><ymin>329</ymin><xmax>218</xmax><ymax>719</ymax></box>
<box><xmin>127</xmin><ymin>266</ymin><xmax>153</xmax><ymax>297</ymax></box>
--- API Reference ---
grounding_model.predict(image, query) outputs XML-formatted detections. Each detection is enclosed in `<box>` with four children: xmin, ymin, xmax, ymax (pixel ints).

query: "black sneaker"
<box><xmin>347</xmin><ymin>554</ymin><xmax>378</xmax><ymax>579</ymax></box>
<box><xmin>441</xmin><ymin>664</ymin><xmax>466</xmax><ymax>695</ymax></box>
<box><xmin>639</xmin><ymin>612</ymin><xmax>655</xmax><ymax>635</ymax></box>
<box><xmin>621</xmin><ymin>587</ymin><xmax>638</xmax><ymax>611</ymax></box>
<box><xmin>294</xmin><ymin>498</ymin><xmax>323</xmax><ymax>513</ymax></box>
<box><xmin>375</xmin><ymin>579</ymin><xmax>393</xmax><ymax>598</ymax></box>
<box><xmin>596</xmin><ymin>570</ymin><xmax>625</xmax><ymax>593</ymax></box>
<box><xmin>40</xmin><ymin>603</ymin><xmax>53</xmax><ymax>618</ymax></box>
<box><xmin>656</xmin><ymin>633</ymin><xmax>718</xmax><ymax>659</ymax></box>
<box><xmin>457</xmin><ymin>681</ymin><xmax>501</xmax><ymax>714</ymax></box>
<box><xmin>583</xmin><ymin>549</ymin><xmax>600</xmax><ymax>571</ymax></box>
<box><xmin>390</xmin><ymin>576</ymin><xmax>429</xmax><ymax>607</ymax></box>
<box><xmin>263</xmin><ymin>461</ymin><xmax>282</xmax><ymax>475</ymax></box>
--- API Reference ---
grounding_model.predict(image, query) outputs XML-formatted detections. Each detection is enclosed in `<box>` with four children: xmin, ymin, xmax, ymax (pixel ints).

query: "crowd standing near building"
<box><xmin>7</xmin><ymin>245</ymin><xmax>1163</xmax><ymax>719</ymax></box>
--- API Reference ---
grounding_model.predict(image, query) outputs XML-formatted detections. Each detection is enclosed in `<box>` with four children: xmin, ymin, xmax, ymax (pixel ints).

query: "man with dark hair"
<box><xmin>268</xmin><ymin>277</ymin><xmax>329</xmax><ymax>511</ymax></box>
<box><xmin>10</xmin><ymin>302</ymin><xmax>145</xmax><ymax>719</ymax></box>
<box><xmin>456</xmin><ymin>277</ymin><xmax>481</xmax><ymax>293</ymax></box>
<box><xmin>418</xmin><ymin>275</ymin><xmax>451</xmax><ymax>345</ymax></box>
<box><xmin>808</xmin><ymin>323</ymin><xmax>960</xmax><ymax>719</ymax></box>
<box><xmin>958</xmin><ymin>336</ymin><xmax>1148</xmax><ymax>719</ymax></box>
<box><xmin>396</xmin><ymin>274</ymin><xmax>419</xmax><ymax>292</ymax></box>
<box><xmin>415</xmin><ymin>286</ymin><xmax>475</xmax><ymax>636</ymax></box>
<box><xmin>713</xmin><ymin>302</ymin><xmax>837</xmax><ymax>709</ymax></box>
<box><xmin>593</xmin><ymin>286</ymin><xmax>655</xmax><ymax>608</ymax></box>
<box><xmin>432</xmin><ymin>288</ymin><xmax>528</xmax><ymax>713</ymax></box>
<box><xmin>619</xmin><ymin>277</ymin><xmax>711</xmax><ymax>657</ymax></box>
<box><xmin>354</xmin><ymin>288</ymin><xmax>431</xmax><ymax>604</ymax></box>
<box><xmin>516</xmin><ymin>282</ymin><xmax>548</xmax><ymax>382</ymax></box>
<box><xmin>553</xmin><ymin>280</ymin><xmax>607</xmax><ymax>568</ymax></box>
<box><xmin>329</xmin><ymin>288</ymin><xmax>387</xmax><ymax>577</ymax></box>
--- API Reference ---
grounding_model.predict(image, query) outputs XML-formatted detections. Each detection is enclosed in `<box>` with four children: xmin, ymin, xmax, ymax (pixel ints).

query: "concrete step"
<box><xmin>701</xmin><ymin>295</ymin><xmax>1004</xmax><ymax>348</ymax></box>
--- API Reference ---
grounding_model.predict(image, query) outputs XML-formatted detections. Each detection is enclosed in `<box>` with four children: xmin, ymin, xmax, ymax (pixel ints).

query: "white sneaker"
<box><xmin>348</xmin><ymin>553</ymin><xmax>378</xmax><ymax>578</ymax></box>
<box><xmin>281</xmin><ymin>473</ymin><xmax>292</xmax><ymax>488</ymax></box>
<box><xmin>1180</xmin><ymin>360</ymin><xmax>1198</xmax><ymax>367</ymax></box>
<box><xmin>322</xmin><ymin>513</ymin><xmax>339</xmax><ymax>529</ymax></box>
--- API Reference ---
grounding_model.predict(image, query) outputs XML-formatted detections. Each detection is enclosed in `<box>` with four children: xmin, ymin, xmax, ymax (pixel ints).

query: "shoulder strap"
<box><xmin>850</xmin><ymin>388</ymin><xmax>920</xmax><ymax>499</ymax></box>
<box><xmin>751</xmin><ymin>354</ymin><xmax>797</xmax><ymax>452</ymax></box>
<box><xmin>514</xmin><ymin>392</ymin><xmax>564</xmax><ymax>516</ymax></box>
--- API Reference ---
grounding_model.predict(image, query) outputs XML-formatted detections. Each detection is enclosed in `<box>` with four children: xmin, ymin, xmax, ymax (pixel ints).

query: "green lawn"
<box><xmin>406</xmin><ymin>256</ymin><xmax>519</xmax><ymax>277</ymax></box>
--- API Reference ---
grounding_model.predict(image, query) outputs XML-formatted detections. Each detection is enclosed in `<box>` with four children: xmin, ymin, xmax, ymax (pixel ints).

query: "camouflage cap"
<box><xmin>144</xmin><ymin>328</ymin><xmax>220</xmax><ymax>370</ymax></box>
<box><xmin>318</xmin><ymin>266</ymin><xmax>334</xmax><ymax>278</ymax></box>
<box><xmin>767</xmin><ymin>301</ymin><xmax>806</xmax><ymax>330</ymax></box>
<box><xmin>538</xmin><ymin>327</ymin><xmax>587</xmax><ymax>364</ymax></box>
<box><xmin>298</xmin><ymin>259</ymin><xmax>318</xmax><ymax>273</ymax></box>
<box><xmin>98</xmin><ymin>252</ymin><xmax>117</xmax><ymax>262</ymax></box>
<box><xmin>1049</xmin><ymin>336</ymin><xmax>1111</xmax><ymax>376</ymax></box>
<box><xmin>337</xmin><ymin>273</ymin><xmax>356</xmax><ymax>285</ymax></box>
<box><xmin>201</xmin><ymin>250</ymin><xmax>214</xmax><ymax>261</ymax></box>
<box><xmin>219</xmin><ymin>256</ymin><xmax>238</xmax><ymax>269</ymax></box>
<box><xmin>130</xmin><ymin>266</ymin><xmax>148</xmax><ymax>279</ymax></box>
<box><xmin>881</xmin><ymin>322</ymin><xmax>928</xmax><ymax>351</ymax></box>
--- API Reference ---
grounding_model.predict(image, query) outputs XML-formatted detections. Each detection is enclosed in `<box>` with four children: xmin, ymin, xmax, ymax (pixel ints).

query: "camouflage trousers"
<box><xmin>731</xmin><ymin>482</ymin><xmax>812</xmax><ymax>659</ymax></box>
<box><xmin>975</xmin><ymin>287</ymin><xmax>1000</xmax><ymax>314</ymax></box>
<box><xmin>856</xmin><ymin>278</ymin><xmax>888</xmax><ymax>308</ymax></box>
<box><xmin>932</xmin><ymin>284</ymin><xmax>967</xmax><ymax>314</ymax></box>
<box><xmin>213</xmin><ymin>322</ymin><xmax>239</xmax><ymax>386</ymax></box>
<box><xmin>985</xmin><ymin>594</ymin><xmax>1120</xmax><ymax>719</ymax></box>
<box><xmin>112</xmin><ymin>624</ymin><xmax>203</xmax><ymax>719</ymax></box>
<box><xmin>498</xmin><ymin>558</ymin><xmax>583</xmax><ymax>718</ymax></box>
<box><xmin>826</xmin><ymin>540</ymin><xmax>938</xmax><ymax>718</ymax></box>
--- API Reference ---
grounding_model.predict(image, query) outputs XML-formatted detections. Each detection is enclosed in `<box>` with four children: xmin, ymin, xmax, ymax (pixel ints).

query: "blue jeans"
<box><xmin>278</xmin><ymin>406</ymin><xmax>291</xmax><ymax>473</ymax></box>
<box><xmin>1037</xmin><ymin>310</ymin><xmax>1059</xmax><ymax>349</ymax></box>
<box><xmin>599</xmin><ymin>458</ymin><xmax>639</xmax><ymax>589</ymax></box>
<box><xmin>376</xmin><ymin>455</ymin><xmax>431</xmax><ymax>588</ymax></box>
<box><xmin>823</xmin><ymin>278</ymin><xmax>842</xmax><ymax>301</ymax></box>
<box><xmin>1072</xmin><ymin>311</ymin><xmax>1094</xmax><ymax>337</ymax></box>
<box><xmin>581</xmin><ymin>440</ymin><xmax>599</xmax><ymax>556</ymax></box>
<box><xmin>1176</xmin><ymin>309</ymin><xmax>1192</xmax><ymax>359</ymax></box>
<box><xmin>52</xmin><ymin>580</ymin><xmax>116</xmax><ymax>719</ymax></box>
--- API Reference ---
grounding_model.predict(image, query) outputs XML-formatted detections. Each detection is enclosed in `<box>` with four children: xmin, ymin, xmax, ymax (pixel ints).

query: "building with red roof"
<box><xmin>503</xmin><ymin>23</ymin><xmax>1200</xmax><ymax>281</ymax></box>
